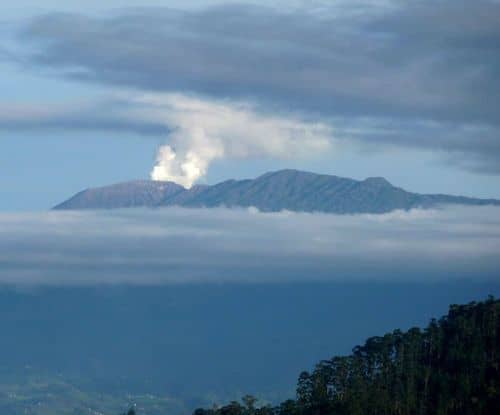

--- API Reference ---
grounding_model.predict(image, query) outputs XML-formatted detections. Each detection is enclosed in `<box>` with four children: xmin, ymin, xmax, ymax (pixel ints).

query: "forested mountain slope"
<box><xmin>194</xmin><ymin>297</ymin><xmax>500</xmax><ymax>415</ymax></box>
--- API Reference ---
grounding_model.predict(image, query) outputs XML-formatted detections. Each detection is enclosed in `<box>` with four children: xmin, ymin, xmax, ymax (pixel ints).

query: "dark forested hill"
<box><xmin>194</xmin><ymin>297</ymin><xmax>500</xmax><ymax>415</ymax></box>
<box><xmin>3</xmin><ymin>284</ymin><xmax>497</xmax><ymax>415</ymax></box>
<box><xmin>53</xmin><ymin>169</ymin><xmax>500</xmax><ymax>213</ymax></box>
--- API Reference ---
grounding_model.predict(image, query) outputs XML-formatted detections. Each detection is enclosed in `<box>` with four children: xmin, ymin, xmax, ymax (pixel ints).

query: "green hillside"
<box><xmin>0</xmin><ymin>372</ymin><xmax>185</xmax><ymax>415</ymax></box>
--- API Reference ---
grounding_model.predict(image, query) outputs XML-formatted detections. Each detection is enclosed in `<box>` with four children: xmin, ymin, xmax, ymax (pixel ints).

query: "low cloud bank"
<box><xmin>1</xmin><ymin>206</ymin><xmax>499</xmax><ymax>284</ymax></box>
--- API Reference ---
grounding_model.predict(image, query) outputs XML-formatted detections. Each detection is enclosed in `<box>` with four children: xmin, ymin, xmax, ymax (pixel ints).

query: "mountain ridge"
<box><xmin>53</xmin><ymin>169</ymin><xmax>500</xmax><ymax>213</ymax></box>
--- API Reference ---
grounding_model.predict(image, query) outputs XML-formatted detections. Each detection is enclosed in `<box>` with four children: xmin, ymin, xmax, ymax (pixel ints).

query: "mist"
<box><xmin>1</xmin><ymin>205</ymin><xmax>499</xmax><ymax>284</ymax></box>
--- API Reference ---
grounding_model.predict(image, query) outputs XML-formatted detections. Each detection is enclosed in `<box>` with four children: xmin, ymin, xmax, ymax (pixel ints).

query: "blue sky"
<box><xmin>1</xmin><ymin>0</ymin><xmax>500</xmax><ymax>210</ymax></box>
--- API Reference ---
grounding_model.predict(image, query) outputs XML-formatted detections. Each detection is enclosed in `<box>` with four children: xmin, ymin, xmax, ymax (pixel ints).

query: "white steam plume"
<box><xmin>146</xmin><ymin>94</ymin><xmax>332</xmax><ymax>187</ymax></box>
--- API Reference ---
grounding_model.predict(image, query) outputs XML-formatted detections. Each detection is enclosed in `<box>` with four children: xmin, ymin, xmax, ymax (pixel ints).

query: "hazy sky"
<box><xmin>1</xmin><ymin>0</ymin><xmax>500</xmax><ymax>210</ymax></box>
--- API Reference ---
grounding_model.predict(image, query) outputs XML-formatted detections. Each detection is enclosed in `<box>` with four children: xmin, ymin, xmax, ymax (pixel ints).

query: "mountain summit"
<box><xmin>53</xmin><ymin>169</ymin><xmax>500</xmax><ymax>213</ymax></box>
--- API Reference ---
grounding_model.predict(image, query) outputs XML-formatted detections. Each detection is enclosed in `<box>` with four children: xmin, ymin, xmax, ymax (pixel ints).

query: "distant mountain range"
<box><xmin>53</xmin><ymin>169</ymin><xmax>500</xmax><ymax>213</ymax></box>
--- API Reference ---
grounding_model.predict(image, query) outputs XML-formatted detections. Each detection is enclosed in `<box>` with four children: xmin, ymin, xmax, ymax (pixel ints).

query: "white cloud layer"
<box><xmin>0</xmin><ymin>205</ymin><xmax>499</xmax><ymax>284</ymax></box>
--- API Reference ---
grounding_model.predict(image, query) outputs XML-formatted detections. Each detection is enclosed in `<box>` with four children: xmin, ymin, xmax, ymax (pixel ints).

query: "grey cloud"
<box><xmin>0</xmin><ymin>97</ymin><xmax>167</xmax><ymax>135</ymax></box>
<box><xmin>0</xmin><ymin>206</ymin><xmax>499</xmax><ymax>285</ymax></box>
<box><xmin>18</xmin><ymin>2</ymin><xmax>500</xmax><ymax>124</ymax></box>
<box><xmin>2</xmin><ymin>91</ymin><xmax>500</xmax><ymax>174</ymax></box>
<box><xmin>5</xmin><ymin>1</ymin><xmax>499</xmax><ymax>174</ymax></box>
<box><xmin>333</xmin><ymin>117</ymin><xmax>500</xmax><ymax>173</ymax></box>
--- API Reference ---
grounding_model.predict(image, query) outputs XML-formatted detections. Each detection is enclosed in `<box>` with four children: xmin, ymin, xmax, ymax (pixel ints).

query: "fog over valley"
<box><xmin>1</xmin><ymin>205</ymin><xmax>499</xmax><ymax>284</ymax></box>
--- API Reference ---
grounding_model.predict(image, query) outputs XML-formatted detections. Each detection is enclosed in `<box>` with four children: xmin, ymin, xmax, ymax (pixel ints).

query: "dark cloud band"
<box><xmin>19</xmin><ymin>2</ymin><xmax>500</xmax><ymax>124</ymax></box>
<box><xmin>2</xmin><ymin>1</ymin><xmax>500</xmax><ymax>173</ymax></box>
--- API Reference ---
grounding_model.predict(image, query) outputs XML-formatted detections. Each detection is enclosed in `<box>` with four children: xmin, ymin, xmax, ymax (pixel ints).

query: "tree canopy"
<box><xmin>194</xmin><ymin>297</ymin><xmax>499</xmax><ymax>415</ymax></box>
